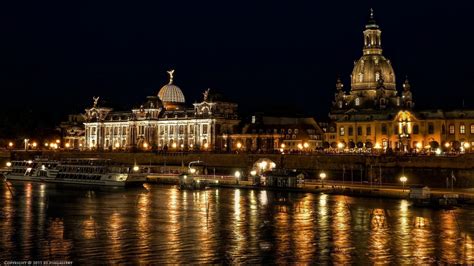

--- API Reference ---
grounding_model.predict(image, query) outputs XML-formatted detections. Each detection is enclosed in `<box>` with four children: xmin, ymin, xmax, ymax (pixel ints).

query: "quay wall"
<box><xmin>7</xmin><ymin>151</ymin><xmax>474</xmax><ymax>188</ymax></box>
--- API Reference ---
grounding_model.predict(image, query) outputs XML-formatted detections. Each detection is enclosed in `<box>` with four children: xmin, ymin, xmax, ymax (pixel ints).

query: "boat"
<box><xmin>2</xmin><ymin>158</ymin><xmax>147</xmax><ymax>187</ymax></box>
<box><xmin>178</xmin><ymin>173</ymin><xmax>210</xmax><ymax>190</ymax></box>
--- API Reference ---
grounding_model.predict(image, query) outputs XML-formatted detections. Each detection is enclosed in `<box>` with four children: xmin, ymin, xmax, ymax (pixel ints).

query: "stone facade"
<box><xmin>83</xmin><ymin>71</ymin><xmax>240</xmax><ymax>151</ymax></box>
<box><xmin>327</xmin><ymin>10</ymin><xmax>474</xmax><ymax>153</ymax></box>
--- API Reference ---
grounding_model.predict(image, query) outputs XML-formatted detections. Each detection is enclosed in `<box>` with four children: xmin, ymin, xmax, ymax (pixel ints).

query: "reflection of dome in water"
<box><xmin>157</xmin><ymin>70</ymin><xmax>185</xmax><ymax>109</ymax></box>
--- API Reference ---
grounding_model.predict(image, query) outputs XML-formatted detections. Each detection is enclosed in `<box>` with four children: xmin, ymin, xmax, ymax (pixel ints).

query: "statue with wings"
<box><xmin>93</xmin><ymin>96</ymin><xmax>100</xmax><ymax>108</ymax></box>
<box><xmin>203</xmin><ymin>88</ymin><xmax>210</xmax><ymax>101</ymax></box>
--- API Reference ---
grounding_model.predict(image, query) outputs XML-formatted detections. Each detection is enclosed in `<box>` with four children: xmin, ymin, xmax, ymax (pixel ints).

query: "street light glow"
<box><xmin>250</xmin><ymin>170</ymin><xmax>257</xmax><ymax>176</ymax></box>
<box><xmin>234</xmin><ymin>170</ymin><xmax>241</xmax><ymax>179</ymax></box>
<box><xmin>319</xmin><ymin>172</ymin><xmax>327</xmax><ymax>179</ymax></box>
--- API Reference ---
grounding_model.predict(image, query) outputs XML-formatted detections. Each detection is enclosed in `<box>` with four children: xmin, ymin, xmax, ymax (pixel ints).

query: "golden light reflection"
<box><xmin>259</xmin><ymin>190</ymin><xmax>268</xmax><ymax>205</ymax></box>
<box><xmin>23</xmin><ymin>183</ymin><xmax>33</xmax><ymax>259</ymax></box>
<box><xmin>368</xmin><ymin>208</ymin><xmax>390</xmax><ymax>263</ymax></box>
<box><xmin>293</xmin><ymin>194</ymin><xmax>315</xmax><ymax>262</ymax></box>
<box><xmin>439</xmin><ymin>211</ymin><xmax>460</xmax><ymax>263</ymax></box>
<box><xmin>2</xmin><ymin>184</ymin><xmax>14</xmax><ymax>255</ymax></box>
<box><xmin>411</xmin><ymin>215</ymin><xmax>434</xmax><ymax>264</ymax></box>
<box><xmin>316</xmin><ymin>194</ymin><xmax>329</xmax><ymax>260</ymax></box>
<box><xmin>395</xmin><ymin>199</ymin><xmax>411</xmax><ymax>262</ymax></box>
<box><xmin>331</xmin><ymin>196</ymin><xmax>352</xmax><ymax>263</ymax></box>
<box><xmin>275</xmin><ymin>198</ymin><xmax>290</xmax><ymax>262</ymax></box>
<box><xmin>165</xmin><ymin>188</ymin><xmax>180</xmax><ymax>260</ymax></box>
<box><xmin>42</xmin><ymin>218</ymin><xmax>73</xmax><ymax>259</ymax></box>
<box><xmin>230</xmin><ymin>189</ymin><xmax>246</xmax><ymax>263</ymax></box>
<box><xmin>106</xmin><ymin>212</ymin><xmax>123</xmax><ymax>261</ymax></box>
<box><xmin>82</xmin><ymin>216</ymin><xmax>96</xmax><ymax>239</ymax></box>
<box><xmin>137</xmin><ymin>192</ymin><xmax>151</xmax><ymax>256</ymax></box>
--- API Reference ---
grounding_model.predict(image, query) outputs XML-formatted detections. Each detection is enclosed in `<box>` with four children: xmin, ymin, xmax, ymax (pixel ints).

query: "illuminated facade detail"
<box><xmin>84</xmin><ymin>71</ymin><xmax>239</xmax><ymax>151</ymax></box>
<box><xmin>228</xmin><ymin>116</ymin><xmax>325</xmax><ymax>152</ymax></box>
<box><xmin>327</xmin><ymin>10</ymin><xmax>474</xmax><ymax>153</ymax></box>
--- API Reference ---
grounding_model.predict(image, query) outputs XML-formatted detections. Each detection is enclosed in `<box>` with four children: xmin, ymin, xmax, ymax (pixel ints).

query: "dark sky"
<box><xmin>1</xmin><ymin>0</ymin><xmax>474</xmax><ymax>126</ymax></box>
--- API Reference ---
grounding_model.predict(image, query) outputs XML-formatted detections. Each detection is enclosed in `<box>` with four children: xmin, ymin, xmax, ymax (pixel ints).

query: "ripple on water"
<box><xmin>1</xmin><ymin>182</ymin><xmax>474</xmax><ymax>263</ymax></box>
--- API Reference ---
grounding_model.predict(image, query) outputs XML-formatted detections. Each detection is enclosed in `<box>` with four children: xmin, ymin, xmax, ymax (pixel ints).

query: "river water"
<box><xmin>1</xmin><ymin>181</ymin><xmax>474</xmax><ymax>264</ymax></box>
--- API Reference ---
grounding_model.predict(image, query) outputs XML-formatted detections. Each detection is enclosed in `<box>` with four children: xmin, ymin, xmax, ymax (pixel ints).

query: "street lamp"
<box><xmin>303</xmin><ymin>142</ymin><xmax>309</xmax><ymax>149</ymax></box>
<box><xmin>337</xmin><ymin>142</ymin><xmax>345</xmax><ymax>149</ymax></box>
<box><xmin>133</xmin><ymin>165</ymin><xmax>140</xmax><ymax>172</ymax></box>
<box><xmin>235</xmin><ymin>170</ymin><xmax>241</xmax><ymax>184</ymax></box>
<box><xmin>143</xmin><ymin>142</ymin><xmax>149</xmax><ymax>149</ymax></box>
<box><xmin>400</xmin><ymin>175</ymin><xmax>408</xmax><ymax>192</ymax></box>
<box><xmin>8</xmin><ymin>142</ymin><xmax>13</xmax><ymax>148</ymax></box>
<box><xmin>236</xmin><ymin>142</ymin><xmax>242</xmax><ymax>149</ymax></box>
<box><xmin>250</xmin><ymin>170</ymin><xmax>257</xmax><ymax>176</ymax></box>
<box><xmin>319</xmin><ymin>172</ymin><xmax>327</xmax><ymax>188</ymax></box>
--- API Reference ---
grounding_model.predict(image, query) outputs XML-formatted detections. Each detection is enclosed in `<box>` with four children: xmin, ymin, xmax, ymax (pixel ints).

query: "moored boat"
<box><xmin>2</xmin><ymin>158</ymin><xmax>147</xmax><ymax>187</ymax></box>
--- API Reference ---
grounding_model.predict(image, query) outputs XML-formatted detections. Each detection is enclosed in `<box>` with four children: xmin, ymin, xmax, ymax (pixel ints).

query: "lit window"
<box><xmin>449</xmin><ymin>124</ymin><xmax>455</xmax><ymax>135</ymax></box>
<box><xmin>339</xmin><ymin>127</ymin><xmax>345</xmax><ymax>136</ymax></box>
<box><xmin>358</xmin><ymin>73</ymin><xmax>363</xmax><ymax>82</ymax></box>
<box><xmin>471</xmin><ymin>124</ymin><xmax>474</xmax><ymax>134</ymax></box>
<box><xmin>460</xmin><ymin>124</ymin><xmax>465</xmax><ymax>134</ymax></box>
<box><xmin>375</xmin><ymin>72</ymin><xmax>380</xmax><ymax>81</ymax></box>
<box><xmin>355</xmin><ymin>98</ymin><xmax>360</xmax><ymax>106</ymax></box>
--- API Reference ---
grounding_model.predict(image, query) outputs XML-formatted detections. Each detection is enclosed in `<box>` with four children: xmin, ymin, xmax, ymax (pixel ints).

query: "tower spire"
<box><xmin>363</xmin><ymin>8</ymin><xmax>382</xmax><ymax>55</ymax></box>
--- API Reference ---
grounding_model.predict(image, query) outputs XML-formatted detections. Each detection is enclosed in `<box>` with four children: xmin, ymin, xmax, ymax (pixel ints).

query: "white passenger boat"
<box><xmin>3</xmin><ymin>158</ymin><xmax>147</xmax><ymax>187</ymax></box>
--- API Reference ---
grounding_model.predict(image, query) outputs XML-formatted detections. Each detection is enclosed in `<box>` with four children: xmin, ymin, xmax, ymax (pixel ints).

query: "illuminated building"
<box><xmin>83</xmin><ymin>70</ymin><xmax>239</xmax><ymax>151</ymax></box>
<box><xmin>228</xmin><ymin>115</ymin><xmax>325</xmax><ymax>152</ymax></box>
<box><xmin>327</xmin><ymin>10</ymin><xmax>474</xmax><ymax>152</ymax></box>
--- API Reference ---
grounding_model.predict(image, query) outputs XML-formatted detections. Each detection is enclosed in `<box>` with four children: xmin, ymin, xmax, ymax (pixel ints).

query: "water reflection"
<box><xmin>1</xmin><ymin>182</ymin><xmax>474</xmax><ymax>264</ymax></box>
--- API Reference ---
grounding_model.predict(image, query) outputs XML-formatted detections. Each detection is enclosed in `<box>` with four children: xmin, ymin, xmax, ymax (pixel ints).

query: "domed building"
<box><xmin>331</xmin><ymin>9</ymin><xmax>410</xmax><ymax>113</ymax></box>
<box><xmin>326</xmin><ymin>10</ymin><xmax>474</xmax><ymax>154</ymax></box>
<box><xmin>157</xmin><ymin>70</ymin><xmax>186</xmax><ymax>110</ymax></box>
<box><xmin>83</xmin><ymin>70</ymin><xmax>240</xmax><ymax>151</ymax></box>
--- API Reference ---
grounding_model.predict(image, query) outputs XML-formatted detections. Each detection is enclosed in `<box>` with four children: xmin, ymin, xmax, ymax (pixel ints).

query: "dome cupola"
<box><xmin>351</xmin><ymin>9</ymin><xmax>396</xmax><ymax>92</ymax></box>
<box><xmin>158</xmin><ymin>69</ymin><xmax>186</xmax><ymax>110</ymax></box>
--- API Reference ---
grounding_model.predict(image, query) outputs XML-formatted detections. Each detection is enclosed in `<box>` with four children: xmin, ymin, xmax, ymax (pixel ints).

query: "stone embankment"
<box><xmin>7</xmin><ymin>150</ymin><xmax>474</xmax><ymax>188</ymax></box>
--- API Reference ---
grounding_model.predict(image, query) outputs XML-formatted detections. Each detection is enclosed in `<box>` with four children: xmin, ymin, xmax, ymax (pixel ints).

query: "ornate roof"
<box><xmin>157</xmin><ymin>70</ymin><xmax>185</xmax><ymax>104</ymax></box>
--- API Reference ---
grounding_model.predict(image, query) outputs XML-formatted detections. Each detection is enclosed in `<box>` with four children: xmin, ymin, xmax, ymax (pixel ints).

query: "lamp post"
<box><xmin>319</xmin><ymin>172</ymin><xmax>327</xmax><ymax>188</ymax></box>
<box><xmin>235</xmin><ymin>170</ymin><xmax>241</xmax><ymax>184</ymax></box>
<box><xmin>400</xmin><ymin>175</ymin><xmax>408</xmax><ymax>192</ymax></box>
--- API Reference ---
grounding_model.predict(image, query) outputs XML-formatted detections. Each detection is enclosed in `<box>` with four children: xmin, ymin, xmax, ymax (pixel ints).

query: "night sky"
<box><xmin>1</xmin><ymin>1</ymin><xmax>474</xmax><ymax>128</ymax></box>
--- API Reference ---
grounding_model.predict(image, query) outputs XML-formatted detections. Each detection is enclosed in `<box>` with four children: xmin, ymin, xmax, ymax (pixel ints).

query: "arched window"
<box><xmin>338</xmin><ymin>101</ymin><xmax>343</xmax><ymax>108</ymax></box>
<box><xmin>375</xmin><ymin>72</ymin><xmax>380</xmax><ymax>81</ymax></box>
<box><xmin>358</xmin><ymin>73</ymin><xmax>364</xmax><ymax>82</ymax></box>
<box><xmin>355</xmin><ymin>98</ymin><xmax>360</xmax><ymax>106</ymax></box>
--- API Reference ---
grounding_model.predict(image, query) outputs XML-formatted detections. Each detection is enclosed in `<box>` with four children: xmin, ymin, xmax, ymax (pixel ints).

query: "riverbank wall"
<box><xmin>7</xmin><ymin>150</ymin><xmax>474</xmax><ymax>188</ymax></box>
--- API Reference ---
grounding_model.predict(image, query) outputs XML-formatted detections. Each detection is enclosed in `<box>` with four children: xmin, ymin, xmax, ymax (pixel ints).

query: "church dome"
<box><xmin>351</xmin><ymin>54</ymin><xmax>396</xmax><ymax>91</ymax></box>
<box><xmin>157</xmin><ymin>70</ymin><xmax>185</xmax><ymax>109</ymax></box>
<box><xmin>351</xmin><ymin>9</ymin><xmax>396</xmax><ymax>91</ymax></box>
